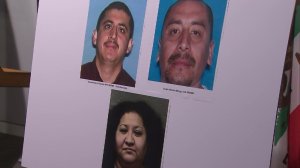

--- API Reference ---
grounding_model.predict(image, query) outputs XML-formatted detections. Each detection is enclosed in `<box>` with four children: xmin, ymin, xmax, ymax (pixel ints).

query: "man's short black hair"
<box><xmin>96</xmin><ymin>1</ymin><xmax>134</xmax><ymax>39</ymax></box>
<box><xmin>162</xmin><ymin>0</ymin><xmax>214</xmax><ymax>40</ymax></box>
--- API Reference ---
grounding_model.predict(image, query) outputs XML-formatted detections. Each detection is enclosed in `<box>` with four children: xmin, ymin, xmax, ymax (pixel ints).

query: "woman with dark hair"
<box><xmin>102</xmin><ymin>101</ymin><xmax>165</xmax><ymax>168</ymax></box>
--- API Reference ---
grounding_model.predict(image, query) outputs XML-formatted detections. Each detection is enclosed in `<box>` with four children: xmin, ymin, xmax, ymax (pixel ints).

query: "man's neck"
<box><xmin>161</xmin><ymin>77</ymin><xmax>203</xmax><ymax>89</ymax></box>
<box><xmin>95</xmin><ymin>57</ymin><xmax>122</xmax><ymax>83</ymax></box>
<box><xmin>192</xmin><ymin>81</ymin><xmax>203</xmax><ymax>89</ymax></box>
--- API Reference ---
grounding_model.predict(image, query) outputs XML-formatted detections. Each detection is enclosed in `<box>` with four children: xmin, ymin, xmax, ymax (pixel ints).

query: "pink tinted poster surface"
<box><xmin>22</xmin><ymin>0</ymin><xmax>295</xmax><ymax>168</ymax></box>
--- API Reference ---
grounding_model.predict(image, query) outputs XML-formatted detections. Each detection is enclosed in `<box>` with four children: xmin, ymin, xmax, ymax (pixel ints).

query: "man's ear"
<box><xmin>126</xmin><ymin>38</ymin><xmax>134</xmax><ymax>54</ymax></box>
<box><xmin>92</xmin><ymin>30</ymin><xmax>97</xmax><ymax>46</ymax></box>
<box><xmin>207</xmin><ymin>40</ymin><xmax>215</xmax><ymax>66</ymax></box>
<box><xmin>156</xmin><ymin>40</ymin><xmax>161</xmax><ymax>63</ymax></box>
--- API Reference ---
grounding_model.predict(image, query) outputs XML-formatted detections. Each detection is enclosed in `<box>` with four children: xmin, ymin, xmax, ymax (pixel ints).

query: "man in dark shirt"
<box><xmin>81</xmin><ymin>1</ymin><xmax>135</xmax><ymax>87</ymax></box>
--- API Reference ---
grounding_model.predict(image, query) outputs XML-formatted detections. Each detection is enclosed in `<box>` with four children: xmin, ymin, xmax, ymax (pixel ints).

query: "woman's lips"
<box><xmin>123</xmin><ymin>148</ymin><xmax>135</xmax><ymax>152</ymax></box>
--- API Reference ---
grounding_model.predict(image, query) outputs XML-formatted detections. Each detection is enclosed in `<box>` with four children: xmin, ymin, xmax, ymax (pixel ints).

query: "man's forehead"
<box><xmin>173</xmin><ymin>0</ymin><xmax>206</xmax><ymax>8</ymax></box>
<box><xmin>166</xmin><ymin>7</ymin><xmax>209</xmax><ymax>24</ymax></box>
<box><xmin>102</xmin><ymin>9</ymin><xmax>130</xmax><ymax>23</ymax></box>
<box><xmin>168</xmin><ymin>1</ymin><xmax>208</xmax><ymax>17</ymax></box>
<box><xmin>164</xmin><ymin>1</ymin><xmax>210</xmax><ymax>27</ymax></box>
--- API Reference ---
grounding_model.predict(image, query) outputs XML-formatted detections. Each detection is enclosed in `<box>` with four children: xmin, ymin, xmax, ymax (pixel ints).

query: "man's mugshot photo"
<box><xmin>80</xmin><ymin>0</ymin><xmax>147</xmax><ymax>87</ymax></box>
<box><xmin>148</xmin><ymin>0</ymin><xmax>228</xmax><ymax>91</ymax></box>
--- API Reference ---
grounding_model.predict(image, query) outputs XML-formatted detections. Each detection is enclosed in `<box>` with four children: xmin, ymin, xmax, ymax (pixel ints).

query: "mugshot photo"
<box><xmin>148</xmin><ymin>0</ymin><xmax>228</xmax><ymax>90</ymax></box>
<box><xmin>80</xmin><ymin>0</ymin><xmax>147</xmax><ymax>87</ymax></box>
<box><xmin>102</xmin><ymin>89</ymin><xmax>169</xmax><ymax>168</ymax></box>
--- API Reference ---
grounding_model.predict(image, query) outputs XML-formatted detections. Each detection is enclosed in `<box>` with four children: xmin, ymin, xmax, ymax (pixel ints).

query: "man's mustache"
<box><xmin>168</xmin><ymin>53</ymin><xmax>195</xmax><ymax>66</ymax></box>
<box><xmin>104</xmin><ymin>40</ymin><xmax>119</xmax><ymax>49</ymax></box>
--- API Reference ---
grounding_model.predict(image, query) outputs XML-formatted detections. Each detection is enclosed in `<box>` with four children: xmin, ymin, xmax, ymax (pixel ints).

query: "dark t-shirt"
<box><xmin>80</xmin><ymin>58</ymin><xmax>135</xmax><ymax>87</ymax></box>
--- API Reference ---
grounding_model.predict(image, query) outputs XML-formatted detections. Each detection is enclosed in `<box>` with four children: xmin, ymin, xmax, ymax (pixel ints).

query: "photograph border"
<box><xmin>80</xmin><ymin>0</ymin><xmax>147</xmax><ymax>84</ymax></box>
<box><xmin>148</xmin><ymin>0</ymin><xmax>228</xmax><ymax>91</ymax></box>
<box><xmin>102</xmin><ymin>89</ymin><xmax>169</xmax><ymax>168</ymax></box>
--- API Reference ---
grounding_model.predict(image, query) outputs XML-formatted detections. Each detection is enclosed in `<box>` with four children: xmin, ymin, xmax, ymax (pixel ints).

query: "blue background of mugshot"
<box><xmin>81</xmin><ymin>0</ymin><xmax>147</xmax><ymax>80</ymax></box>
<box><xmin>148</xmin><ymin>0</ymin><xmax>228</xmax><ymax>90</ymax></box>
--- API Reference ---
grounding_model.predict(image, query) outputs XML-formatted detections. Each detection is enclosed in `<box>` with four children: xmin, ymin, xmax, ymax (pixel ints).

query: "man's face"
<box><xmin>93</xmin><ymin>9</ymin><xmax>133</xmax><ymax>66</ymax></box>
<box><xmin>158</xmin><ymin>0</ymin><xmax>214</xmax><ymax>88</ymax></box>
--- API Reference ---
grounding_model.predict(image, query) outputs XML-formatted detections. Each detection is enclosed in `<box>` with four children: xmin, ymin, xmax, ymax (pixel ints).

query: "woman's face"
<box><xmin>115</xmin><ymin>112</ymin><xmax>147</xmax><ymax>165</ymax></box>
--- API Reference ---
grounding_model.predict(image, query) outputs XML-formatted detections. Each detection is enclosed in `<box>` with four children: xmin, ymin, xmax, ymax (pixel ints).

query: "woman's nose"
<box><xmin>125</xmin><ymin>133</ymin><xmax>134</xmax><ymax>146</ymax></box>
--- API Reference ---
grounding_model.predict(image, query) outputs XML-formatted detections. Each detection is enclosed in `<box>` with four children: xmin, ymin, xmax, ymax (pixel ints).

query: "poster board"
<box><xmin>22</xmin><ymin>0</ymin><xmax>295</xmax><ymax>168</ymax></box>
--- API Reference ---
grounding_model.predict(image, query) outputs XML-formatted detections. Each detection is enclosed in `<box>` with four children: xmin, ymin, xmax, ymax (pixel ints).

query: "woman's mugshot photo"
<box><xmin>102</xmin><ymin>90</ymin><xmax>169</xmax><ymax>168</ymax></box>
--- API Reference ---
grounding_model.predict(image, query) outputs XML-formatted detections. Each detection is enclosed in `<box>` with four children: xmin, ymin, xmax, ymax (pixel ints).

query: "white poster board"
<box><xmin>22</xmin><ymin>0</ymin><xmax>295</xmax><ymax>168</ymax></box>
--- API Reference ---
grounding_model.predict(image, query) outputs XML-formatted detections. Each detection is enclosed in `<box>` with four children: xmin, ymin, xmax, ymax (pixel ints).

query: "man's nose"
<box><xmin>178</xmin><ymin>31</ymin><xmax>190</xmax><ymax>52</ymax></box>
<box><xmin>109</xmin><ymin>26</ymin><xmax>117</xmax><ymax>39</ymax></box>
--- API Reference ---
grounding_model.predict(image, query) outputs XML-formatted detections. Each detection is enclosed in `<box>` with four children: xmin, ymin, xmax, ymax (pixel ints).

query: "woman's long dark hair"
<box><xmin>102</xmin><ymin>101</ymin><xmax>164</xmax><ymax>168</ymax></box>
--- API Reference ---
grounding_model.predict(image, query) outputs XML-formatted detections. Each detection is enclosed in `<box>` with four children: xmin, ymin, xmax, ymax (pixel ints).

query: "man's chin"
<box><xmin>166</xmin><ymin>76</ymin><xmax>192</xmax><ymax>86</ymax></box>
<box><xmin>164</xmin><ymin>70</ymin><xmax>193</xmax><ymax>86</ymax></box>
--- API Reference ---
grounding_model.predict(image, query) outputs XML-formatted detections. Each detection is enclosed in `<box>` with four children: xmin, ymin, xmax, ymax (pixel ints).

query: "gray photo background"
<box><xmin>109</xmin><ymin>90</ymin><xmax>169</xmax><ymax>129</ymax></box>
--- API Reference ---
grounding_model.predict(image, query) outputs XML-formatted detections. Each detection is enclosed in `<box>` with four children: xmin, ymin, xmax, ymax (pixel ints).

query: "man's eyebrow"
<box><xmin>118</xmin><ymin>23</ymin><xmax>128</xmax><ymax>30</ymax></box>
<box><xmin>164</xmin><ymin>19</ymin><xmax>208</xmax><ymax>29</ymax></box>
<box><xmin>165</xmin><ymin>19</ymin><xmax>182</xmax><ymax>28</ymax></box>
<box><xmin>102</xmin><ymin>19</ymin><xmax>128</xmax><ymax>31</ymax></box>
<box><xmin>102</xmin><ymin>19</ymin><xmax>113</xmax><ymax>25</ymax></box>
<box><xmin>191</xmin><ymin>21</ymin><xmax>207</xmax><ymax>29</ymax></box>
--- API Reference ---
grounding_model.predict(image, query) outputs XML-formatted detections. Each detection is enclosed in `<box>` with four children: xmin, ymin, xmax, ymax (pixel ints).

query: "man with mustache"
<box><xmin>158</xmin><ymin>0</ymin><xmax>214</xmax><ymax>89</ymax></box>
<box><xmin>81</xmin><ymin>1</ymin><xmax>135</xmax><ymax>87</ymax></box>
